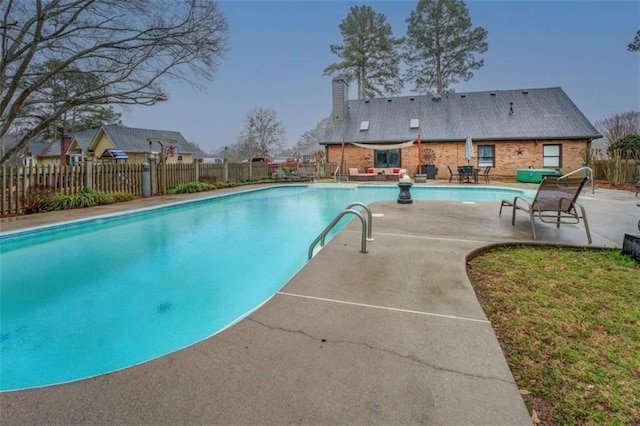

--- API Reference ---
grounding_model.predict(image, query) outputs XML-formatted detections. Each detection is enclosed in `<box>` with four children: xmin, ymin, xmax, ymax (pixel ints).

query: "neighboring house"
<box><xmin>27</xmin><ymin>128</ymin><xmax>99</xmax><ymax>166</ymax></box>
<box><xmin>321</xmin><ymin>77</ymin><xmax>601</xmax><ymax>178</ymax></box>
<box><xmin>20</xmin><ymin>141</ymin><xmax>51</xmax><ymax>166</ymax></box>
<box><xmin>25</xmin><ymin>125</ymin><xmax>204</xmax><ymax>166</ymax></box>
<box><xmin>67</xmin><ymin>128</ymin><xmax>100</xmax><ymax>165</ymax></box>
<box><xmin>86</xmin><ymin>125</ymin><xmax>204</xmax><ymax>164</ymax></box>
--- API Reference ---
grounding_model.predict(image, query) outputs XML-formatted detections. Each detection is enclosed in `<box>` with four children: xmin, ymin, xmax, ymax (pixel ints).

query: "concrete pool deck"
<box><xmin>1</xmin><ymin>182</ymin><xmax>638</xmax><ymax>424</ymax></box>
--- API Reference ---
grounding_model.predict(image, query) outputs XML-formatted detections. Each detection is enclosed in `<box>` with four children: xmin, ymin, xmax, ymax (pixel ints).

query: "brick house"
<box><xmin>321</xmin><ymin>77</ymin><xmax>601</xmax><ymax>179</ymax></box>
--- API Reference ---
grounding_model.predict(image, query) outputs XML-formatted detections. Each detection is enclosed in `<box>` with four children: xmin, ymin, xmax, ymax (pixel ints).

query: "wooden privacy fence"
<box><xmin>1</xmin><ymin>164</ymin><xmax>85</xmax><ymax>216</ymax></box>
<box><xmin>1</xmin><ymin>161</ymin><xmax>279</xmax><ymax>216</ymax></box>
<box><xmin>92</xmin><ymin>163</ymin><xmax>145</xmax><ymax>196</ymax></box>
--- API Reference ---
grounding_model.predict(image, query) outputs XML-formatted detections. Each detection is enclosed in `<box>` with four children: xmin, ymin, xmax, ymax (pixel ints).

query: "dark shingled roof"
<box><xmin>22</xmin><ymin>141</ymin><xmax>51</xmax><ymax>157</ymax></box>
<box><xmin>322</xmin><ymin>87</ymin><xmax>601</xmax><ymax>144</ymax></box>
<box><xmin>99</xmin><ymin>125</ymin><xmax>204</xmax><ymax>155</ymax></box>
<box><xmin>70</xmin><ymin>128</ymin><xmax>99</xmax><ymax>152</ymax></box>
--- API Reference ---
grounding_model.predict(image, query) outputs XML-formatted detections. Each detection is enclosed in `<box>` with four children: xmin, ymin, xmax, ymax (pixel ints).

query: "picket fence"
<box><xmin>0</xmin><ymin>161</ymin><xmax>272</xmax><ymax>216</ymax></box>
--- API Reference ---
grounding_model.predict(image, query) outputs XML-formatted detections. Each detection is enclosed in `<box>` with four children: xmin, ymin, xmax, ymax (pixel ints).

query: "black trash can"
<box><xmin>422</xmin><ymin>164</ymin><xmax>436</xmax><ymax>179</ymax></box>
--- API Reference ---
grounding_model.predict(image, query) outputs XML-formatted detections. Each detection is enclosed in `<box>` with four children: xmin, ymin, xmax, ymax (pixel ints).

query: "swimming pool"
<box><xmin>0</xmin><ymin>184</ymin><xmax>528</xmax><ymax>391</ymax></box>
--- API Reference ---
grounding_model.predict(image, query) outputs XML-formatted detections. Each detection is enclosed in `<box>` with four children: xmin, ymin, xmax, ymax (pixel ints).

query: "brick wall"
<box><xmin>326</xmin><ymin>139</ymin><xmax>589</xmax><ymax>179</ymax></box>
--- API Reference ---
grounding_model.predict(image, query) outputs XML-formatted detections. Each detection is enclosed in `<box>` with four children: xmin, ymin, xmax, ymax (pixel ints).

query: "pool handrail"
<box><xmin>559</xmin><ymin>166</ymin><xmax>594</xmax><ymax>194</ymax></box>
<box><xmin>345</xmin><ymin>202</ymin><xmax>373</xmax><ymax>241</ymax></box>
<box><xmin>308</xmin><ymin>206</ymin><xmax>370</xmax><ymax>260</ymax></box>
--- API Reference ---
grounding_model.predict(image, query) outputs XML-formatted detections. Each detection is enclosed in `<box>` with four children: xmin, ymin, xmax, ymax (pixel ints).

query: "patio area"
<box><xmin>1</xmin><ymin>182</ymin><xmax>637</xmax><ymax>424</ymax></box>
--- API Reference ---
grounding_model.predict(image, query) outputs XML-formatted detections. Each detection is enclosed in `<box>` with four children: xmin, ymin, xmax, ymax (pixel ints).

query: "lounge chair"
<box><xmin>499</xmin><ymin>177</ymin><xmax>591</xmax><ymax>243</ymax></box>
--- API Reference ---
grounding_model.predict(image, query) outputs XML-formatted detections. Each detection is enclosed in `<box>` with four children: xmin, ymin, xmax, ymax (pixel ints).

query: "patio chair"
<box><xmin>483</xmin><ymin>166</ymin><xmax>492</xmax><ymax>184</ymax></box>
<box><xmin>499</xmin><ymin>177</ymin><xmax>591</xmax><ymax>243</ymax></box>
<box><xmin>273</xmin><ymin>169</ymin><xmax>291</xmax><ymax>182</ymax></box>
<box><xmin>447</xmin><ymin>166</ymin><xmax>459</xmax><ymax>183</ymax></box>
<box><xmin>297</xmin><ymin>168</ymin><xmax>312</xmax><ymax>182</ymax></box>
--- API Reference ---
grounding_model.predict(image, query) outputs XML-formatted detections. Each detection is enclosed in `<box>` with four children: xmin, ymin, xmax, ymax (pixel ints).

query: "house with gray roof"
<box><xmin>30</xmin><ymin>125</ymin><xmax>204</xmax><ymax>166</ymax></box>
<box><xmin>85</xmin><ymin>124</ymin><xmax>205</xmax><ymax>165</ymax></box>
<box><xmin>321</xmin><ymin>76</ymin><xmax>601</xmax><ymax>179</ymax></box>
<box><xmin>19</xmin><ymin>141</ymin><xmax>51</xmax><ymax>166</ymax></box>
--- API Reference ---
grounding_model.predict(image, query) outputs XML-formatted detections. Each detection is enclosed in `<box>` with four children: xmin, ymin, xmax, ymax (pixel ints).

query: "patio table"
<box><xmin>458</xmin><ymin>166</ymin><xmax>480</xmax><ymax>183</ymax></box>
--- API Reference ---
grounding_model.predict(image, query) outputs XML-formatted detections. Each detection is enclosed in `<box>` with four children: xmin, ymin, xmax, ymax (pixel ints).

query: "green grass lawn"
<box><xmin>467</xmin><ymin>246</ymin><xmax>639</xmax><ymax>424</ymax></box>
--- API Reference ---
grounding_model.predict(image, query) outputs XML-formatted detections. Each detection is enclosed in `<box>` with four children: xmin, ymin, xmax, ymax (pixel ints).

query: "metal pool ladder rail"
<box><xmin>560</xmin><ymin>166</ymin><xmax>594</xmax><ymax>194</ymax></box>
<box><xmin>308</xmin><ymin>202</ymin><xmax>373</xmax><ymax>260</ymax></box>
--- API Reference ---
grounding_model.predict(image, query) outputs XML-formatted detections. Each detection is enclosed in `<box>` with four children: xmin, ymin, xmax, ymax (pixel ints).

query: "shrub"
<box><xmin>168</xmin><ymin>182</ymin><xmax>216</xmax><ymax>194</ymax></box>
<box><xmin>47</xmin><ymin>190</ymin><xmax>133</xmax><ymax>211</ymax></box>
<box><xmin>608</xmin><ymin>134</ymin><xmax>640</xmax><ymax>157</ymax></box>
<box><xmin>22</xmin><ymin>185</ymin><xmax>58</xmax><ymax>214</ymax></box>
<box><xmin>102</xmin><ymin>192</ymin><xmax>134</xmax><ymax>204</ymax></box>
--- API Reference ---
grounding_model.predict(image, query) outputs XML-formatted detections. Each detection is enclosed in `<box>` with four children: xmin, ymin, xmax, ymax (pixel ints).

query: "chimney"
<box><xmin>61</xmin><ymin>135</ymin><xmax>72</xmax><ymax>165</ymax></box>
<box><xmin>331</xmin><ymin>76</ymin><xmax>348</xmax><ymax>121</ymax></box>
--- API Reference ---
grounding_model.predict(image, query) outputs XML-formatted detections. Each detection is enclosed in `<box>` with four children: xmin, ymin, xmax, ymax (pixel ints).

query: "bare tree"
<box><xmin>238</xmin><ymin>107</ymin><xmax>286</xmax><ymax>157</ymax></box>
<box><xmin>594</xmin><ymin>111</ymin><xmax>640</xmax><ymax>145</ymax></box>
<box><xmin>0</xmin><ymin>0</ymin><xmax>228</xmax><ymax>163</ymax></box>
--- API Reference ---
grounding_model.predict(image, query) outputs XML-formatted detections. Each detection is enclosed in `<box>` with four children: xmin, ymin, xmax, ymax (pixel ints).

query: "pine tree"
<box><xmin>628</xmin><ymin>30</ymin><xmax>640</xmax><ymax>52</ymax></box>
<box><xmin>405</xmin><ymin>0</ymin><xmax>488</xmax><ymax>95</ymax></box>
<box><xmin>295</xmin><ymin>118</ymin><xmax>329</xmax><ymax>154</ymax></box>
<box><xmin>323</xmin><ymin>5</ymin><xmax>404</xmax><ymax>99</ymax></box>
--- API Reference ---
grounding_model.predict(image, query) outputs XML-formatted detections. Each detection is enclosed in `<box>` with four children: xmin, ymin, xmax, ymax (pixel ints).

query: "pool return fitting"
<box><xmin>308</xmin><ymin>202</ymin><xmax>373</xmax><ymax>260</ymax></box>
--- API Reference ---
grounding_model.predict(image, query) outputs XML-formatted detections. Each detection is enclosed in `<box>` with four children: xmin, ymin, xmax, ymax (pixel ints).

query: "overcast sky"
<box><xmin>124</xmin><ymin>0</ymin><xmax>640</xmax><ymax>154</ymax></box>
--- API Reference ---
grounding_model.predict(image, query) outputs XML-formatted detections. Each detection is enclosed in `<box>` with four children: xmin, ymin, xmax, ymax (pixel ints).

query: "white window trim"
<box><xmin>477</xmin><ymin>145</ymin><xmax>495</xmax><ymax>167</ymax></box>
<box><xmin>543</xmin><ymin>144</ymin><xmax>562</xmax><ymax>168</ymax></box>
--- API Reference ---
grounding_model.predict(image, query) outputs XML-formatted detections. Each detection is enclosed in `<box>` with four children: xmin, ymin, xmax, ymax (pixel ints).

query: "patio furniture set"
<box><xmin>273</xmin><ymin>168</ymin><xmax>313</xmax><ymax>182</ymax></box>
<box><xmin>447</xmin><ymin>166</ymin><xmax>492</xmax><ymax>184</ymax></box>
<box><xmin>348</xmin><ymin>168</ymin><xmax>401</xmax><ymax>182</ymax></box>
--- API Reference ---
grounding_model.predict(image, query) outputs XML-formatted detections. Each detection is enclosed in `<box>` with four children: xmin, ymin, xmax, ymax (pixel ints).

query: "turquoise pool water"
<box><xmin>0</xmin><ymin>184</ymin><xmax>527</xmax><ymax>391</ymax></box>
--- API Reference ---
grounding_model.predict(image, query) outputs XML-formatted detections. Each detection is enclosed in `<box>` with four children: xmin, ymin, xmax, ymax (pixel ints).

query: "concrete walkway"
<box><xmin>1</xmin><ymin>183</ymin><xmax>637</xmax><ymax>425</ymax></box>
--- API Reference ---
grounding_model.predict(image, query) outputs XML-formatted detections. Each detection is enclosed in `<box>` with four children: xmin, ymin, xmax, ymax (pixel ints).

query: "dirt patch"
<box><xmin>595</xmin><ymin>179</ymin><xmax>638</xmax><ymax>193</ymax></box>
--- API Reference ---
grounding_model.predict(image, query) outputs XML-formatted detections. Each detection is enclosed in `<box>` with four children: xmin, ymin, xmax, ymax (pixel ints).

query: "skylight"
<box><xmin>360</xmin><ymin>120</ymin><xmax>370</xmax><ymax>131</ymax></box>
<box><xmin>409</xmin><ymin>118</ymin><xmax>420</xmax><ymax>129</ymax></box>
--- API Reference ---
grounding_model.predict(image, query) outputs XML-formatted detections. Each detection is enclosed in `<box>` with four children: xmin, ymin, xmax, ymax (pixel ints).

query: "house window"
<box><xmin>360</xmin><ymin>120</ymin><xmax>370</xmax><ymax>131</ymax></box>
<box><xmin>543</xmin><ymin>144</ymin><xmax>562</xmax><ymax>168</ymax></box>
<box><xmin>375</xmin><ymin>149</ymin><xmax>400</xmax><ymax>168</ymax></box>
<box><xmin>23</xmin><ymin>157</ymin><xmax>35</xmax><ymax>167</ymax></box>
<box><xmin>477</xmin><ymin>145</ymin><xmax>495</xmax><ymax>167</ymax></box>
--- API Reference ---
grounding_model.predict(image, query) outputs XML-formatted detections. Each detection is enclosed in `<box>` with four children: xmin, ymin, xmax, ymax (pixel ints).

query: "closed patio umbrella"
<box><xmin>464</xmin><ymin>136</ymin><xmax>474</xmax><ymax>165</ymax></box>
